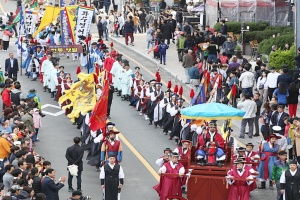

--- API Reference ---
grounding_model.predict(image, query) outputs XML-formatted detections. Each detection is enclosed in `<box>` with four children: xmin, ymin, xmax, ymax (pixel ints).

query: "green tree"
<box><xmin>269</xmin><ymin>45</ymin><xmax>296</xmax><ymax>70</ymax></box>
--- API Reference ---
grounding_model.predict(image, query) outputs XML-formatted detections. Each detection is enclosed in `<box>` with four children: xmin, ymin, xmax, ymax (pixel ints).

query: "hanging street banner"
<box><xmin>74</xmin><ymin>6</ymin><xmax>94</xmax><ymax>45</ymax></box>
<box><xmin>49</xmin><ymin>44</ymin><xmax>83</xmax><ymax>53</ymax></box>
<box><xmin>25</xmin><ymin>10</ymin><xmax>38</xmax><ymax>34</ymax></box>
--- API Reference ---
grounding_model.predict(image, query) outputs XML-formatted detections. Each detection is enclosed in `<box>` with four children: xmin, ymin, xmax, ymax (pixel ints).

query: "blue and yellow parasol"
<box><xmin>180</xmin><ymin>102</ymin><xmax>246</xmax><ymax>120</ymax></box>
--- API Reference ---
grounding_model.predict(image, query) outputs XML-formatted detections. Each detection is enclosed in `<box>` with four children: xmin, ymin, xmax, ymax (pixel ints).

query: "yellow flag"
<box><xmin>227</xmin><ymin>89</ymin><xmax>232</xmax><ymax>100</ymax></box>
<box><xmin>59</xmin><ymin>73</ymin><xmax>97</xmax><ymax>122</ymax></box>
<box><xmin>33</xmin><ymin>6</ymin><xmax>61</xmax><ymax>37</ymax></box>
<box><xmin>65</xmin><ymin>5</ymin><xmax>78</xmax><ymax>43</ymax></box>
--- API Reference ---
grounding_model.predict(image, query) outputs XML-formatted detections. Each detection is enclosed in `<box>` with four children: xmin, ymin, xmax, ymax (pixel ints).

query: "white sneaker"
<box><xmin>145</xmin><ymin>48</ymin><xmax>149</xmax><ymax>50</ymax></box>
<box><xmin>139</xmin><ymin>112</ymin><xmax>143</xmax><ymax>116</ymax></box>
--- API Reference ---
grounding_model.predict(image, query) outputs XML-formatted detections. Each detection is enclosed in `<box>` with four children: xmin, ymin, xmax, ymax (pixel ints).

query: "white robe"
<box><xmin>150</xmin><ymin>91</ymin><xmax>165</xmax><ymax>122</ymax></box>
<box><xmin>48</xmin><ymin>68</ymin><xmax>59</xmax><ymax>92</ymax></box>
<box><xmin>120</xmin><ymin>69</ymin><xmax>133</xmax><ymax>95</ymax></box>
<box><xmin>41</xmin><ymin>60</ymin><xmax>54</xmax><ymax>87</ymax></box>
<box><xmin>110</xmin><ymin>61</ymin><xmax>122</xmax><ymax>89</ymax></box>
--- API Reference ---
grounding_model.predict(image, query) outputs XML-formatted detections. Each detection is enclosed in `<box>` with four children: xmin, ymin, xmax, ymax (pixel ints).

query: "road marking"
<box><xmin>41</xmin><ymin>104</ymin><xmax>65</xmax><ymax>116</ymax></box>
<box><xmin>0</xmin><ymin>2</ymin><xmax>6</xmax><ymax>15</ymax></box>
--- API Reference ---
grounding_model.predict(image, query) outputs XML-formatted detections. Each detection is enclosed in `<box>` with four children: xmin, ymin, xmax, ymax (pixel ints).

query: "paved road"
<box><xmin>0</xmin><ymin>1</ymin><xmax>278</xmax><ymax>199</ymax></box>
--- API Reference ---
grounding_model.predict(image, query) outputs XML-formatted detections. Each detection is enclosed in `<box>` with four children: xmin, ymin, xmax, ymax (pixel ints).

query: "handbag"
<box><xmin>67</xmin><ymin>164</ymin><xmax>78</xmax><ymax>176</ymax></box>
<box><xmin>258</xmin><ymin>79</ymin><xmax>267</xmax><ymax>90</ymax></box>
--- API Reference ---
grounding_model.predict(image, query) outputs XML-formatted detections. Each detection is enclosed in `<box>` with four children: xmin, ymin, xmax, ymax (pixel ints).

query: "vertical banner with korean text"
<box><xmin>25</xmin><ymin>11</ymin><xmax>38</xmax><ymax>35</ymax></box>
<box><xmin>60</xmin><ymin>9</ymin><xmax>72</xmax><ymax>45</ymax></box>
<box><xmin>65</xmin><ymin>5</ymin><xmax>78</xmax><ymax>43</ymax></box>
<box><xmin>74</xmin><ymin>6</ymin><xmax>94</xmax><ymax>45</ymax></box>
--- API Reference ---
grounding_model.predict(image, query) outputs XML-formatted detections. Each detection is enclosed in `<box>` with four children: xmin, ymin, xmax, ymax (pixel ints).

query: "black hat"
<box><xmin>155</xmin><ymin>82</ymin><xmax>162</xmax><ymax>87</ymax></box>
<box><xmin>236</xmin><ymin>147</ymin><xmax>246</xmax><ymax>152</ymax></box>
<box><xmin>164</xmin><ymin>148</ymin><xmax>172</xmax><ymax>153</ymax></box>
<box><xmin>150</xmin><ymin>79</ymin><xmax>156</xmax><ymax>83</ymax></box>
<box><xmin>177</xmin><ymin>97</ymin><xmax>185</xmax><ymax>102</ymax></box>
<box><xmin>245</xmin><ymin>143</ymin><xmax>254</xmax><ymax>147</ymax></box>
<box><xmin>59</xmin><ymin>66</ymin><xmax>65</xmax><ymax>69</ymax></box>
<box><xmin>29</xmin><ymin>89</ymin><xmax>36</xmax><ymax>93</ymax></box>
<box><xmin>108</xmin><ymin>153</ymin><xmax>116</xmax><ymax>158</ymax></box>
<box><xmin>91</xmin><ymin>42</ymin><xmax>97</xmax><ymax>45</ymax></box>
<box><xmin>172</xmin><ymin>152</ymin><xmax>179</xmax><ymax>157</ymax></box>
<box><xmin>72</xmin><ymin>190</ymin><xmax>82</xmax><ymax>196</ymax></box>
<box><xmin>209</xmin><ymin>122</ymin><xmax>217</xmax><ymax>127</ymax></box>
<box><xmin>106</xmin><ymin>122</ymin><xmax>115</xmax><ymax>127</ymax></box>
<box><xmin>290</xmin><ymin>160</ymin><xmax>297</xmax><ymax>165</ymax></box>
<box><xmin>234</xmin><ymin>159</ymin><xmax>245</xmax><ymax>164</ymax></box>
<box><xmin>135</xmin><ymin>66</ymin><xmax>140</xmax><ymax>70</ymax></box>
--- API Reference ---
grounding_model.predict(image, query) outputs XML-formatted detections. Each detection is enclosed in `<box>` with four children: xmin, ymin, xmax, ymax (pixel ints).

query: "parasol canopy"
<box><xmin>180</xmin><ymin>102</ymin><xmax>246</xmax><ymax>120</ymax></box>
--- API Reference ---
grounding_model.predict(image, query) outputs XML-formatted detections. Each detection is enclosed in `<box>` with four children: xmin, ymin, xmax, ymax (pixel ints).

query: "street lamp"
<box><xmin>241</xmin><ymin>23</ymin><xmax>249</xmax><ymax>55</ymax></box>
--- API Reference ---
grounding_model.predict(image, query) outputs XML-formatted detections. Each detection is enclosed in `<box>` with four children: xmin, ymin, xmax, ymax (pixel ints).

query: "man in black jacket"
<box><xmin>65</xmin><ymin>137</ymin><xmax>84</xmax><ymax>192</ymax></box>
<box><xmin>124</xmin><ymin>20</ymin><xmax>134</xmax><ymax>46</ymax></box>
<box><xmin>277</xmin><ymin>66</ymin><xmax>292</xmax><ymax>88</ymax></box>
<box><xmin>5</xmin><ymin>53</ymin><xmax>19</xmax><ymax>79</ymax></box>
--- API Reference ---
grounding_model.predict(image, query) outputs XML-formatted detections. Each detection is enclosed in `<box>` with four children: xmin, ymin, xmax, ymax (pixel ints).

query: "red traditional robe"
<box><xmin>177</xmin><ymin>147</ymin><xmax>190</xmax><ymax>168</ymax></box>
<box><xmin>154</xmin><ymin>162</ymin><xmax>184</xmax><ymax>200</ymax></box>
<box><xmin>55</xmin><ymin>77</ymin><xmax>65</xmax><ymax>101</ymax></box>
<box><xmin>101</xmin><ymin>139</ymin><xmax>122</xmax><ymax>164</ymax></box>
<box><xmin>245</xmin><ymin>151</ymin><xmax>259</xmax><ymax>170</ymax></box>
<box><xmin>103</xmin><ymin>56</ymin><xmax>115</xmax><ymax>83</ymax></box>
<box><xmin>62</xmin><ymin>82</ymin><xmax>72</xmax><ymax>115</ymax></box>
<box><xmin>227</xmin><ymin>167</ymin><xmax>253</xmax><ymax>200</ymax></box>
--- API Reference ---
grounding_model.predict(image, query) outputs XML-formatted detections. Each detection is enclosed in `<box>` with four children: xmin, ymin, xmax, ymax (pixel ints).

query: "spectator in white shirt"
<box><xmin>239</xmin><ymin>63</ymin><xmax>255</xmax><ymax>97</ymax></box>
<box><xmin>237</xmin><ymin>94</ymin><xmax>257</xmax><ymax>139</ymax></box>
<box><xmin>256</xmin><ymin>71</ymin><xmax>268</xmax><ymax>105</ymax></box>
<box><xmin>266</xmin><ymin>67</ymin><xmax>280</xmax><ymax>101</ymax></box>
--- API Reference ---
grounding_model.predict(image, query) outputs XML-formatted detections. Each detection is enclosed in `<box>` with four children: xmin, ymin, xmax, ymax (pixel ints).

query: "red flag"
<box><xmin>232</xmin><ymin>84</ymin><xmax>237</xmax><ymax>97</ymax></box>
<box><xmin>89</xmin><ymin>80</ymin><xmax>109</xmax><ymax>131</ymax></box>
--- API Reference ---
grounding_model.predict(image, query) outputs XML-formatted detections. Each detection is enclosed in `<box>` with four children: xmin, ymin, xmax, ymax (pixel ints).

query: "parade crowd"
<box><xmin>0</xmin><ymin>0</ymin><xmax>300</xmax><ymax>199</ymax></box>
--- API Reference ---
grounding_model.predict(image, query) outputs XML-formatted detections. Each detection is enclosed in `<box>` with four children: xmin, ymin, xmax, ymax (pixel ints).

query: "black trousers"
<box><xmin>3</xmin><ymin>41</ymin><xmax>9</xmax><ymax>50</ymax></box>
<box><xmin>268</xmin><ymin>87</ymin><xmax>276</xmax><ymax>101</ymax></box>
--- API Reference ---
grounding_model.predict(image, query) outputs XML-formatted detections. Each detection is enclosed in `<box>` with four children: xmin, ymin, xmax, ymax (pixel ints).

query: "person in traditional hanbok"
<box><xmin>226</xmin><ymin>159</ymin><xmax>254</xmax><ymax>200</ymax></box>
<box><xmin>103</xmin><ymin>50</ymin><xmax>117</xmax><ymax>82</ymax></box>
<box><xmin>61</xmin><ymin>76</ymin><xmax>73</xmax><ymax>116</ymax></box>
<box><xmin>120</xmin><ymin>61</ymin><xmax>133</xmax><ymax>101</ymax></box>
<box><xmin>148</xmin><ymin>83</ymin><xmax>164</xmax><ymax>127</ymax></box>
<box><xmin>110</xmin><ymin>56</ymin><xmax>123</xmax><ymax>90</ymax></box>
<box><xmin>48</xmin><ymin>64</ymin><xmax>59</xmax><ymax>98</ymax></box>
<box><xmin>100</xmin><ymin>154</ymin><xmax>124</xmax><ymax>200</ymax></box>
<box><xmin>195</xmin><ymin>121</ymin><xmax>226</xmax><ymax>167</ymax></box>
<box><xmin>169</xmin><ymin>98</ymin><xmax>185</xmax><ymax>145</ymax></box>
<box><xmin>88</xmin><ymin>42</ymin><xmax>104</xmax><ymax>73</ymax></box>
<box><xmin>280</xmin><ymin>160</ymin><xmax>300</xmax><ymax>200</ymax></box>
<box><xmin>154</xmin><ymin>152</ymin><xmax>185</xmax><ymax>200</ymax></box>
<box><xmin>258</xmin><ymin>133</ymin><xmax>282</xmax><ymax>189</ymax></box>
<box><xmin>40</xmin><ymin>52</ymin><xmax>54</xmax><ymax>92</ymax></box>
<box><xmin>156</xmin><ymin>148</ymin><xmax>172</xmax><ymax>167</ymax></box>
<box><xmin>55</xmin><ymin>71</ymin><xmax>65</xmax><ymax>101</ymax></box>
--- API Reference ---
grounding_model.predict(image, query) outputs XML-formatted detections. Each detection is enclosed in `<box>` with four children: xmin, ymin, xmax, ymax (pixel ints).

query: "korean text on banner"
<box><xmin>33</xmin><ymin>6</ymin><xmax>61</xmax><ymax>37</ymax></box>
<box><xmin>60</xmin><ymin>9</ymin><xmax>72</xmax><ymax>45</ymax></box>
<box><xmin>74</xmin><ymin>6</ymin><xmax>94</xmax><ymax>45</ymax></box>
<box><xmin>65</xmin><ymin>6</ymin><xmax>78</xmax><ymax>43</ymax></box>
<box><xmin>25</xmin><ymin>11</ymin><xmax>38</xmax><ymax>34</ymax></box>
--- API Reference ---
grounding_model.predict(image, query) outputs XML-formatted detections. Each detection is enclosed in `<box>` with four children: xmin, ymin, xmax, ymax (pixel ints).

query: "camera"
<box><xmin>81</xmin><ymin>196</ymin><xmax>91</xmax><ymax>200</ymax></box>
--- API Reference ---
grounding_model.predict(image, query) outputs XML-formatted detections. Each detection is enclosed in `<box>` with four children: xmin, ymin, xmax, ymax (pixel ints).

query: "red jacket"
<box><xmin>2</xmin><ymin>89</ymin><xmax>11</xmax><ymax>107</ymax></box>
